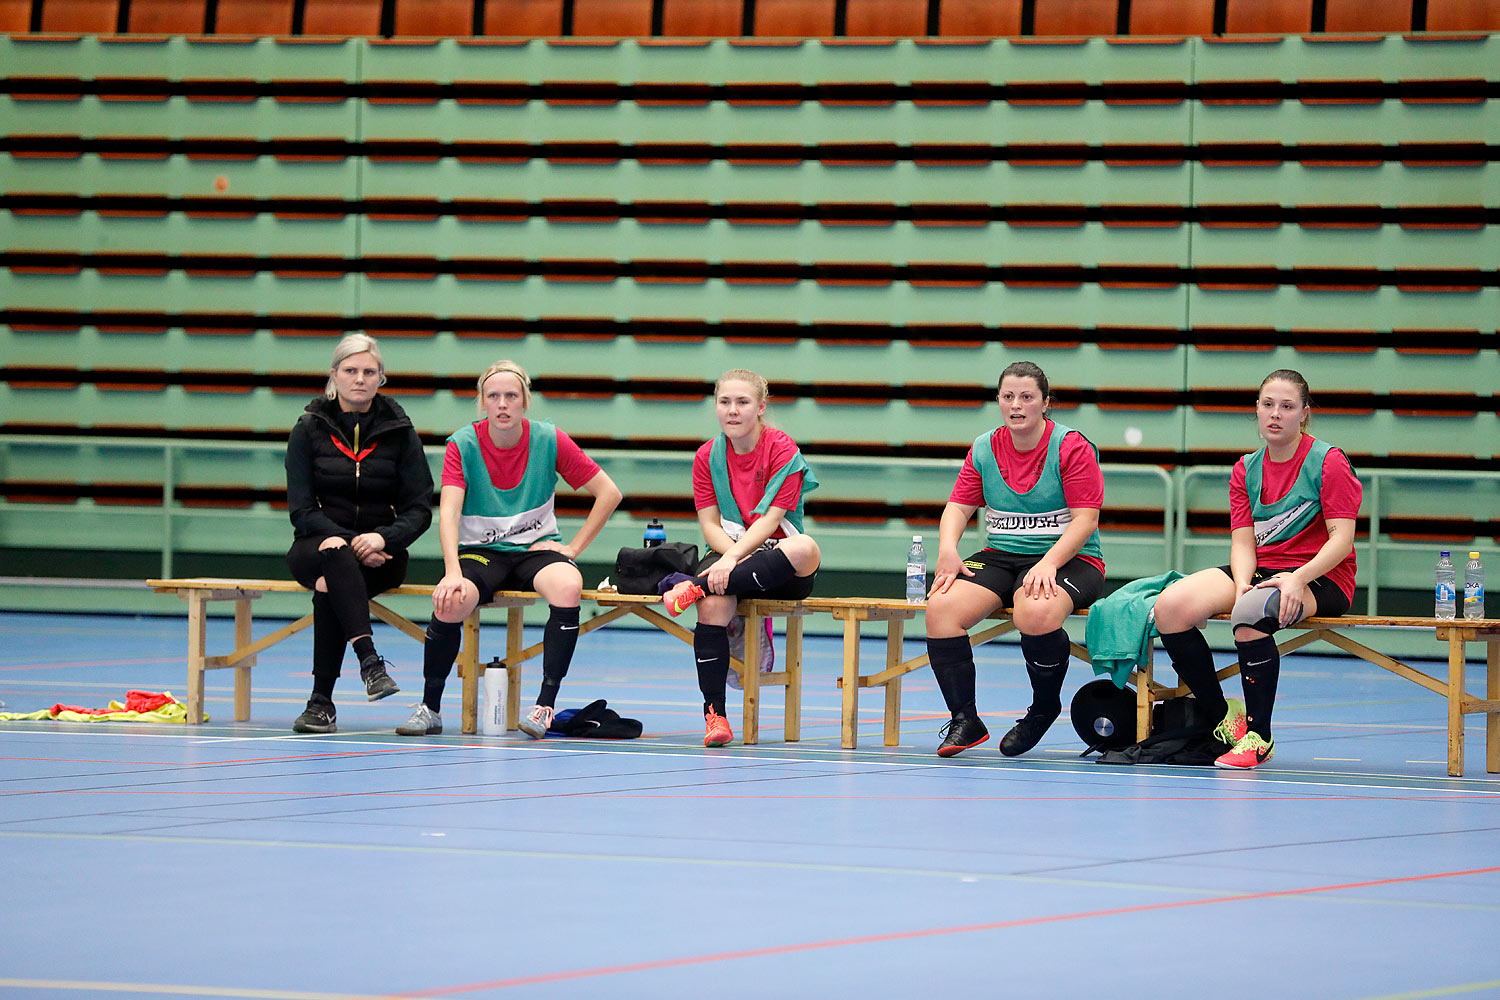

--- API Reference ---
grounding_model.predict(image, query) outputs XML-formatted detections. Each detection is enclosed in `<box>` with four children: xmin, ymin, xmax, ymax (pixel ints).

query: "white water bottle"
<box><xmin>1464</xmin><ymin>551</ymin><xmax>1485</xmax><ymax>621</ymax></box>
<box><xmin>481</xmin><ymin>656</ymin><xmax>505</xmax><ymax>735</ymax></box>
<box><xmin>906</xmin><ymin>535</ymin><xmax>926</xmax><ymax>604</ymax></box>
<box><xmin>1435</xmin><ymin>551</ymin><xmax>1456</xmax><ymax>620</ymax></box>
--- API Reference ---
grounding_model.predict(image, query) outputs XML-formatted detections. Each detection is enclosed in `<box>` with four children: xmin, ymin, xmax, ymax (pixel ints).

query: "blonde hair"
<box><xmin>325</xmin><ymin>333</ymin><xmax>386</xmax><ymax>400</ymax></box>
<box><xmin>476</xmin><ymin>360</ymin><xmax>532</xmax><ymax>415</ymax></box>
<box><xmin>714</xmin><ymin>368</ymin><xmax>769</xmax><ymax>404</ymax></box>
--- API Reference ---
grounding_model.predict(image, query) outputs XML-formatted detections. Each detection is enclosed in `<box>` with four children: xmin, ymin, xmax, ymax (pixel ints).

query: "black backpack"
<box><xmin>613</xmin><ymin>542</ymin><xmax>699</xmax><ymax>595</ymax></box>
<box><xmin>1095</xmin><ymin>696</ymin><xmax>1231</xmax><ymax>766</ymax></box>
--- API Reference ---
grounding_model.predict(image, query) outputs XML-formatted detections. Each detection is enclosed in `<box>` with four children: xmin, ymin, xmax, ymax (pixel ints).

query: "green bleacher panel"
<box><xmin>1188</xmin><ymin>345</ymin><xmax>1500</xmax><ymax>394</ymax></box>
<box><xmin>1189</xmin><ymin>223</ymin><xmax>1499</xmax><ymax>269</ymax></box>
<box><xmin>5</xmin><ymin>212</ymin><xmax>357</xmax><ymax>256</ymax></box>
<box><xmin>0</xmin><ymin>34</ymin><xmax>362</xmax><ymax>81</ymax></box>
<box><xmin>1191</xmin><ymin>164</ymin><xmax>1500</xmax><ymax>208</ymax></box>
<box><xmin>355</xmin><ymin>216</ymin><xmax>1191</xmax><ymax>266</ymax></box>
<box><xmin>1185</xmin><ymin>408</ymin><xmax>1493</xmax><ymax>459</ymax></box>
<box><xmin>357</xmin><ymin>158</ymin><xmax>1196</xmax><ymax>206</ymax></box>
<box><xmin>0</xmin><ymin>271</ymin><xmax>360</xmax><ymax>315</ymax></box>
<box><xmin>1186</xmin><ymin>287</ymin><xmax>1500</xmax><ymax>333</ymax></box>
<box><xmin>0</xmin><ymin>154</ymin><xmax>359</xmax><ymax>199</ymax></box>
<box><xmin>1193</xmin><ymin>33</ymin><xmax>1500</xmax><ymax>84</ymax></box>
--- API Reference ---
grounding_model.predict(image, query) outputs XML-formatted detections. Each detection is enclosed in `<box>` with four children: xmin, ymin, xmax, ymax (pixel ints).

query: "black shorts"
<box><xmin>459</xmin><ymin>547</ymin><xmax>577</xmax><ymax>605</ymax></box>
<box><xmin>693</xmin><ymin>551</ymin><xmax>818</xmax><ymax>601</ymax></box>
<box><xmin>1214</xmin><ymin>565</ymin><xmax>1352</xmax><ymax>619</ymax></box>
<box><xmin>962</xmin><ymin>548</ymin><xmax>1105</xmax><ymax>610</ymax></box>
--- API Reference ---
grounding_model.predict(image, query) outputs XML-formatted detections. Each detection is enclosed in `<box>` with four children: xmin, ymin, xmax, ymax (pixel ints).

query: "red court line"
<box><xmin>398</xmin><ymin>864</ymin><xmax>1500</xmax><ymax>996</ymax></box>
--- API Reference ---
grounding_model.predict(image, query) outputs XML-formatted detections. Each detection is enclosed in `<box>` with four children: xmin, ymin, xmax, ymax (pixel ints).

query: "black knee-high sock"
<box><xmin>422</xmin><ymin>619</ymin><xmax>462</xmax><ymax>711</ymax></box>
<box><xmin>695</xmin><ymin>548</ymin><xmax>799</xmax><ymax>596</ymax></box>
<box><xmin>310</xmin><ymin>592</ymin><xmax>345</xmax><ymax>700</ymax></box>
<box><xmin>318</xmin><ymin>545</ymin><xmax>374</xmax><ymax>642</ymax></box>
<box><xmin>1235</xmin><ymin>634</ymin><xmax>1280</xmax><ymax>740</ymax></box>
<box><xmin>927</xmin><ymin>635</ymin><xmax>977</xmax><ymax>716</ymax></box>
<box><xmin>536</xmin><ymin>605</ymin><xmax>580</xmax><ymax>708</ymax></box>
<box><xmin>1159</xmin><ymin>628</ymin><xmax>1226</xmax><ymax>721</ymax></box>
<box><xmin>1019</xmin><ymin>628</ymin><xmax>1070</xmax><ymax>715</ymax></box>
<box><xmin>694</xmin><ymin>623</ymin><xmax>731</xmax><ymax>716</ymax></box>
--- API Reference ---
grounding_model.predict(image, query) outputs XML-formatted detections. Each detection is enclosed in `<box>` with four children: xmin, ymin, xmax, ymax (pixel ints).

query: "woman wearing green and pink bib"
<box><xmin>661</xmin><ymin>369</ymin><xmax>821</xmax><ymax>747</ymax></box>
<box><xmin>1152</xmin><ymin>369</ymin><xmax>1362</xmax><ymax>769</ymax></box>
<box><xmin>926</xmin><ymin>362</ymin><xmax>1107</xmax><ymax>759</ymax></box>
<box><xmin>396</xmin><ymin>361</ymin><xmax>621</xmax><ymax>740</ymax></box>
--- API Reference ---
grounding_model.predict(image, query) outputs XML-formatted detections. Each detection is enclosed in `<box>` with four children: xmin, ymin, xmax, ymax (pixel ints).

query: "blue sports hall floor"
<box><xmin>1</xmin><ymin>609</ymin><xmax>1497</xmax><ymax>1000</ymax></box>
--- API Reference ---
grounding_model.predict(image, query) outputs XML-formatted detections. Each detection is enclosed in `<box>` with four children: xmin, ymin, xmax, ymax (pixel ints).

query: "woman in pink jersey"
<box><xmin>1152</xmin><ymin>369</ymin><xmax>1362</xmax><ymax>769</ymax></box>
<box><xmin>395</xmin><ymin>360</ymin><xmax>622</xmax><ymax>740</ymax></box>
<box><xmin>925</xmin><ymin>361</ymin><xmax>1107</xmax><ymax>759</ymax></box>
<box><xmin>661</xmin><ymin>369</ymin><xmax>821</xmax><ymax>747</ymax></box>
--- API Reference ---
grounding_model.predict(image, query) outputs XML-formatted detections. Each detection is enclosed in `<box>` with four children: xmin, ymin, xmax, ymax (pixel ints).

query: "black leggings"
<box><xmin>287</xmin><ymin>535</ymin><xmax>409</xmax><ymax>691</ymax></box>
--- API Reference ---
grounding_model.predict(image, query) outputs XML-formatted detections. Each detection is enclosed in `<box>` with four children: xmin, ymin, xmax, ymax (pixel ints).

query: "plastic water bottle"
<box><xmin>643</xmin><ymin>519</ymin><xmax>666</xmax><ymax>547</ymax></box>
<box><xmin>480</xmin><ymin>656</ymin><xmax>505</xmax><ymax>735</ymax></box>
<box><xmin>1435</xmin><ymin>551</ymin><xmax>1456</xmax><ymax>620</ymax></box>
<box><xmin>906</xmin><ymin>535</ymin><xmax>926</xmax><ymax>604</ymax></box>
<box><xmin>1464</xmin><ymin>551</ymin><xmax>1485</xmax><ymax>621</ymax></box>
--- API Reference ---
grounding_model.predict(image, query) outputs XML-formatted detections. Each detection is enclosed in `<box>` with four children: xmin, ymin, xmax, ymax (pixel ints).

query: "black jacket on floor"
<box><xmin>285</xmin><ymin>394</ymin><xmax>434</xmax><ymax>550</ymax></box>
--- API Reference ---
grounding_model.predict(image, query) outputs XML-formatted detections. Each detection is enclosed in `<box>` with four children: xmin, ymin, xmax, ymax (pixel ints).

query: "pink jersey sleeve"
<box><xmin>1228</xmin><ymin>459</ymin><xmax>1252</xmax><ymax>530</ymax></box>
<box><xmin>441</xmin><ymin>440</ymin><xmax>467</xmax><ymax>489</ymax></box>
<box><xmin>947</xmin><ymin>448</ymin><xmax>985</xmax><ymax>506</ymax></box>
<box><xmin>554</xmin><ymin>428</ymin><xmax>602</xmax><ymax>490</ymax></box>
<box><xmin>1058</xmin><ymin>431</ymin><xmax>1104</xmax><ymax>509</ymax></box>
<box><xmin>1318</xmin><ymin>448</ymin><xmax>1363</xmax><ymax>519</ymax></box>
<box><xmin>691</xmin><ymin>441</ymin><xmax>716</xmax><ymax>510</ymax></box>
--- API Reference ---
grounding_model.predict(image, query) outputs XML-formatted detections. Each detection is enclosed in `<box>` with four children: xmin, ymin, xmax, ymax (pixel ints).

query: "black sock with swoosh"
<box><xmin>537</xmin><ymin>605</ymin><xmax>580</xmax><ymax>707</ymax></box>
<box><xmin>694</xmin><ymin>623</ymin><xmax>730</xmax><ymax>716</ymax></box>
<box><xmin>1235</xmin><ymin>634</ymin><xmax>1280</xmax><ymax>740</ymax></box>
<box><xmin>1159</xmin><ymin>628</ymin><xmax>1227</xmax><ymax>722</ymax></box>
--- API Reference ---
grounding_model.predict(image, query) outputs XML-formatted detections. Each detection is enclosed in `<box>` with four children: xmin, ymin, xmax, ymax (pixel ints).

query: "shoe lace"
<box><xmin>1233</xmin><ymin>732</ymin><xmax>1267</xmax><ymax>755</ymax></box>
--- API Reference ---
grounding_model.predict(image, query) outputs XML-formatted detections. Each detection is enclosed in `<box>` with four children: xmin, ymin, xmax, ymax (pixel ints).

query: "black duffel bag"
<box><xmin>613</xmin><ymin>542</ymin><xmax>699</xmax><ymax>595</ymax></box>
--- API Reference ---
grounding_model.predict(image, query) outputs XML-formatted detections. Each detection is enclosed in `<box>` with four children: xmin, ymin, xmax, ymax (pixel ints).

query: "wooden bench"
<box><xmin>816</xmin><ymin>598</ymin><xmax>1499</xmax><ymax>777</ymax></box>
<box><xmin>145</xmin><ymin>578</ymin><xmax>801</xmax><ymax>745</ymax></box>
<box><xmin>146</xmin><ymin>578</ymin><xmax>1500</xmax><ymax>776</ymax></box>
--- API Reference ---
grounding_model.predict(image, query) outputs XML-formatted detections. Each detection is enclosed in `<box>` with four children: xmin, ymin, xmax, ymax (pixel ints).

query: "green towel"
<box><xmin>1084</xmin><ymin>570</ymin><xmax>1185</xmax><ymax>687</ymax></box>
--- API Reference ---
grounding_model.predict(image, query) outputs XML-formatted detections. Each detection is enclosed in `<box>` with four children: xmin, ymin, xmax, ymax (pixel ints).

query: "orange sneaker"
<box><xmin>703</xmin><ymin>708</ymin><xmax>734</xmax><ymax>747</ymax></box>
<box><xmin>664</xmin><ymin>580</ymin><xmax>706</xmax><ymax>617</ymax></box>
<box><xmin>1215</xmin><ymin>731</ymin><xmax>1274</xmax><ymax>769</ymax></box>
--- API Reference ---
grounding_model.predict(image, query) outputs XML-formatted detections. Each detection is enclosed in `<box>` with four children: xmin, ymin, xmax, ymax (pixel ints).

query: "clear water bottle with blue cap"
<box><xmin>1435</xmin><ymin>551</ymin><xmax>1456</xmax><ymax>620</ymax></box>
<box><xmin>644</xmin><ymin>518</ymin><xmax>666</xmax><ymax>547</ymax></box>
<box><xmin>906</xmin><ymin>535</ymin><xmax>926</xmax><ymax>604</ymax></box>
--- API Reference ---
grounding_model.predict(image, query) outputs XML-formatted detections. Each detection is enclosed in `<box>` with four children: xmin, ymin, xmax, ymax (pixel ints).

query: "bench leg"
<box><xmin>742</xmin><ymin>611</ymin><xmax>762</xmax><ymax>745</ymax></box>
<box><xmin>883</xmin><ymin>619</ymin><xmax>904</xmax><ymax>746</ymax></box>
<box><xmin>507</xmin><ymin>606</ymin><xmax>524</xmax><ymax>732</ymax></box>
<box><xmin>233</xmin><ymin>597</ymin><xmax>253</xmax><ymax>722</ymax></box>
<box><xmin>784</xmin><ymin>615</ymin><xmax>803</xmax><ymax>742</ymax></box>
<box><xmin>1136</xmin><ymin>643</ymin><xmax>1154</xmax><ymax>741</ymax></box>
<box><xmin>1448</xmin><ymin>630</ymin><xmax>1466</xmax><ymax>777</ymax></box>
<box><xmin>1488</xmin><ymin>640</ymin><xmax>1498</xmax><ymax>775</ymax></box>
<box><xmin>186</xmin><ymin>591</ymin><xmax>207</xmax><ymax>724</ymax></box>
<box><xmin>841</xmin><ymin>617</ymin><xmax>861</xmax><ymax>749</ymax></box>
<box><xmin>460</xmin><ymin>611</ymin><xmax>481</xmax><ymax>736</ymax></box>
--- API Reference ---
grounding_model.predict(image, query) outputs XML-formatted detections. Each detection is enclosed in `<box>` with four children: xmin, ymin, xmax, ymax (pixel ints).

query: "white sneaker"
<box><xmin>518</xmin><ymin>704</ymin><xmax>554</xmax><ymax>740</ymax></box>
<box><xmin>395</xmin><ymin>703</ymin><xmax>442</xmax><ymax>736</ymax></box>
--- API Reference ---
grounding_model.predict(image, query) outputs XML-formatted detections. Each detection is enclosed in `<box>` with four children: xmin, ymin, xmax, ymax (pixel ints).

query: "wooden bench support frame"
<box><xmin>148</xmin><ymin>580</ymin><xmax>1499</xmax><ymax>775</ymax></box>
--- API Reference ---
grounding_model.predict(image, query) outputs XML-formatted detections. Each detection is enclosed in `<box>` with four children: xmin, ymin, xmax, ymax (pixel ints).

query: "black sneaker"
<box><xmin>359</xmin><ymin>655</ymin><xmax>400</xmax><ymax>702</ymax></box>
<box><xmin>999</xmin><ymin>705</ymin><xmax>1060</xmax><ymax>757</ymax></box>
<box><xmin>292</xmin><ymin>694</ymin><xmax>337</xmax><ymax>734</ymax></box>
<box><xmin>936</xmin><ymin>711</ymin><xmax>990</xmax><ymax>758</ymax></box>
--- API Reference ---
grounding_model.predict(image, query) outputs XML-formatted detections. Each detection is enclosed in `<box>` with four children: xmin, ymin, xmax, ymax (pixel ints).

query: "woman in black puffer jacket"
<box><xmin>284</xmin><ymin>333</ymin><xmax>434</xmax><ymax>733</ymax></box>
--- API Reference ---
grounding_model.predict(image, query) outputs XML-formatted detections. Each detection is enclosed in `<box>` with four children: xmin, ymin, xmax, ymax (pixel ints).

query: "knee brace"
<box><xmin>1230</xmin><ymin>587</ymin><xmax>1281</xmax><ymax>635</ymax></box>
